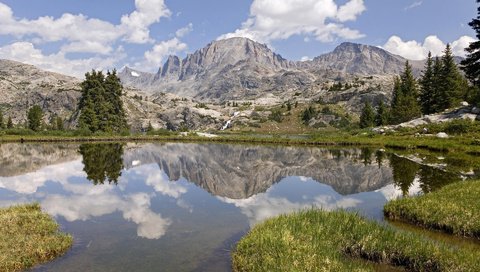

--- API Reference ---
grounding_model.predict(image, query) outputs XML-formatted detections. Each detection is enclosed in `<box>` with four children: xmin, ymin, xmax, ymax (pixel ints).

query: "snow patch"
<box><xmin>131</xmin><ymin>71</ymin><xmax>140</xmax><ymax>77</ymax></box>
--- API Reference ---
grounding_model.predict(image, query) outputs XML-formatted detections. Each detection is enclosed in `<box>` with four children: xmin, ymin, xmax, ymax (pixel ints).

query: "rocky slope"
<box><xmin>119</xmin><ymin>38</ymin><xmax>423</xmax><ymax>103</ymax></box>
<box><xmin>0</xmin><ymin>59</ymin><xmax>82</xmax><ymax>124</ymax></box>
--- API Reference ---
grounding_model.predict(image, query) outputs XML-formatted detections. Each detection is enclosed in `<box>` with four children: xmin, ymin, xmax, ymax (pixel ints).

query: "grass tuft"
<box><xmin>0</xmin><ymin>203</ymin><xmax>73</xmax><ymax>272</ymax></box>
<box><xmin>384</xmin><ymin>180</ymin><xmax>480</xmax><ymax>239</ymax></box>
<box><xmin>232</xmin><ymin>209</ymin><xmax>480</xmax><ymax>272</ymax></box>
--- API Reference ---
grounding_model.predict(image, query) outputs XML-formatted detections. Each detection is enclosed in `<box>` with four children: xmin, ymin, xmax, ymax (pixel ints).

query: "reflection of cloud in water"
<box><xmin>0</xmin><ymin>161</ymin><xmax>86</xmax><ymax>194</ymax></box>
<box><xmin>133</xmin><ymin>164</ymin><xmax>188</xmax><ymax>199</ymax></box>
<box><xmin>0</xmin><ymin>160</ymin><xmax>173</xmax><ymax>240</ymax></box>
<box><xmin>219</xmin><ymin>177</ymin><xmax>412</xmax><ymax>226</ymax></box>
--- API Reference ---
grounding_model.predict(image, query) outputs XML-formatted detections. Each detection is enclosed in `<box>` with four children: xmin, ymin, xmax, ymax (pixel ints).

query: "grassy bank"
<box><xmin>232</xmin><ymin>210</ymin><xmax>480</xmax><ymax>272</ymax></box>
<box><xmin>384</xmin><ymin>180</ymin><xmax>480</xmax><ymax>239</ymax></box>
<box><xmin>2</xmin><ymin>131</ymin><xmax>480</xmax><ymax>154</ymax></box>
<box><xmin>0</xmin><ymin>203</ymin><xmax>73</xmax><ymax>272</ymax></box>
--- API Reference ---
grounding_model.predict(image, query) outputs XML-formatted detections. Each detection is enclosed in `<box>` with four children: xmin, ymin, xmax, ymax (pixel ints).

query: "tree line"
<box><xmin>360</xmin><ymin>44</ymin><xmax>479</xmax><ymax>128</ymax></box>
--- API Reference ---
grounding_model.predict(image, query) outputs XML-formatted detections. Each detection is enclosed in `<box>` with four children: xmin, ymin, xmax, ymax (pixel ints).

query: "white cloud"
<box><xmin>0</xmin><ymin>42</ymin><xmax>126</xmax><ymax>78</ymax></box>
<box><xmin>0</xmin><ymin>1</ymin><xmax>175</xmax><ymax>76</ymax></box>
<box><xmin>382</xmin><ymin>35</ymin><xmax>477</xmax><ymax>60</ymax></box>
<box><xmin>134</xmin><ymin>37</ymin><xmax>188</xmax><ymax>71</ymax></box>
<box><xmin>175</xmin><ymin>23</ymin><xmax>193</xmax><ymax>38</ymax></box>
<box><xmin>120</xmin><ymin>0</ymin><xmax>172</xmax><ymax>43</ymax></box>
<box><xmin>300</xmin><ymin>56</ymin><xmax>312</xmax><ymax>61</ymax></box>
<box><xmin>218</xmin><ymin>0</ymin><xmax>366</xmax><ymax>44</ymax></box>
<box><xmin>405</xmin><ymin>1</ymin><xmax>423</xmax><ymax>11</ymax></box>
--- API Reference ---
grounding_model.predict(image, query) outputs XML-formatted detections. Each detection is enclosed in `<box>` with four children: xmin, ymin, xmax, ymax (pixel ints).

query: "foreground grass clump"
<box><xmin>232</xmin><ymin>210</ymin><xmax>480</xmax><ymax>272</ymax></box>
<box><xmin>384</xmin><ymin>180</ymin><xmax>480</xmax><ymax>239</ymax></box>
<box><xmin>0</xmin><ymin>203</ymin><xmax>73</xmax><ymax>271</ymax></box>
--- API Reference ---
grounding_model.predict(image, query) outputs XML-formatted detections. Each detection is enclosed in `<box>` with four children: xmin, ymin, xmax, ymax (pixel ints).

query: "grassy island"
<box><xmin>0</xmin><ymin>204</ymin><xmax>73</xmax><ymax>272</ymax></box>
<box><xmin>232</xmin><ymin>210</ymin><xmax>480</xmax><ymax>272</ymax></box>
<box><xmin>384</xmin><ymin>180</ymin><xmax>480</xmax><ymax>239</ymax></box>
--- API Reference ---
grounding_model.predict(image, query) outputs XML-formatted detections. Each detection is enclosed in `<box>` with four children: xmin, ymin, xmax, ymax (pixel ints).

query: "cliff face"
<box><xmin>123</xmin><ymin>143</ymin><xmax>393</xmax><ymax>199</ymax></box>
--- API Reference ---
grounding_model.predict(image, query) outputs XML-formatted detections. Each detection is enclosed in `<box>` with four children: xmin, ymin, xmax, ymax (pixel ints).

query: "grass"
<box><xmin>232</xmin><ymin>209</ymin><xmax>480</xmax><ymax>272</ymax></box>
<box><xmin>0</xmin><ymin>203</ymin><xmax>73</xmax><ymax>272</ymax></box>
<box><xmin>384</xmin><ymin>180</ymin><xmax>480</xmax><ymax>239</ymax></box>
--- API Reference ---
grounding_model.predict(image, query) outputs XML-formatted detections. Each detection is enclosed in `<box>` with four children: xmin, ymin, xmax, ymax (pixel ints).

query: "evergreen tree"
<box><xmin>438</xmin><ymin>44</ymin><xmax>467</xmax><ymax>110</ymax></box>
<box><xmin>6</xmin><ymin>116</ymin><xmax>13</xmax><ymax>129</ymax></box>
<box><xmin>0</xmin><ymin>109</ymin><xmax>4</xmax><ymax>129</ymax></box>
<box><xmin>301</xmin><ymin>106</ymin><xmax>316</xmax><ymax>124</ymax></box>
<box><xmin>359</xmin><ymin>101</ymin><xmax>375</xmax><ymax>128</ymax></box>
<box><xmin>420</xmin><ymin>52</ymin><xmax>435</xmax><ymax>114</ymax></box>
<box><xmin>77</xmin><ymin>70</ymin><xmax>129</xmax><ymax>133</ymax></box>
<box><xmin>27</xmin><ymin>105</ymin><xmax>43</xmax><ymax>131</ymax></box>
<box><xmin>390</xmin><ymin>62</ymin><xmax>421</xmax><ymax>124</ymax></box>
<box><xmin>461</xmin><ymin>0</ymin><xmax>480</xmax><ymax>91</ymax></box>
<box><xmin>56</xmin><ymin>116</ymin><xmax>64</xmax><ymax>131</ymax></box>
<box><xmin>375</xmin><ymin>100</ymin><xmax>389</xmax><ymax>126</ymax></box>
<box><xmin>431</xmin><ymin>57</ymin><xmax>444</xmax><ymax>113</ymax></box>
<box><xmin>146</xmin><ymin>121</ymin><xmax>154</xmax><ymax>132</ymax></box>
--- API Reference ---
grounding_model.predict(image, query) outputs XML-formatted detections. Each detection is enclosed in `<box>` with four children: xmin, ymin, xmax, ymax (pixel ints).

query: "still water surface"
<box><xmin>0</xmin><ymin>143</ymin><xmax>477</xmax><ymax>271</ymax></box>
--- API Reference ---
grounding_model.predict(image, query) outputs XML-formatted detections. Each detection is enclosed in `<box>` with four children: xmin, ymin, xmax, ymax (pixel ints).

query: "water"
<box><xmin>0</xmin><ymin>143</ymin><xmax>478</xmax><ymax>271</ymax></box>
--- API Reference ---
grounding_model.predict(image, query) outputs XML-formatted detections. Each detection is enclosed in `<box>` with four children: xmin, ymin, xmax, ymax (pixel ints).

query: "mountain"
<box><xmin>118</xmin><ymin>38</ymin><xmax>422</xmax><ymax>102</ymax></box>
<box><xmin>306</xmin><ymin>42</ymin><xmax>423</xmax><ymax>75</ymax></box>
<box><xmin>0</xmin><ymin>59</ymin><xmax>82</xmax><ymax>125</ymax></box>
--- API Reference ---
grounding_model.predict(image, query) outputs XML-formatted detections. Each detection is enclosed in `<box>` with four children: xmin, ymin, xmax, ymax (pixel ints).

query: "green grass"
<box><xmin>232</xmin><ymin>210</ymin><xmax>480</xmax><ymax>272</ymax></box>
<box><xmin>0</xmin><ymin>203</ymin><xmax>73</xmax><ymax>272</ymax></box>
<box><xmin>384</xmin><ymin>180</ymin><xmax>480</xmax><ymax>239</ymax></box>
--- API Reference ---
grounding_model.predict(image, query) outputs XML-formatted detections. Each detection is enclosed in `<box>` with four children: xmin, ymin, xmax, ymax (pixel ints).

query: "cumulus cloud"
<box><xmin>382</xmin><ymin>35</ymin><xmax>477</xmax><ymax>60</ymax></box>
<box><xmin>133</xmin><ymin>37</ymin><xmax>188</xmax><ymax>71</ymax></box>
<box><xmin>219</xmin><ymin>0</ymin><xmax>366</xmax><ymax>44</ymax></box>
<box><xmin>0</xmin><ymin>1</ymin><xmax>176</xmax><ymax>76</ymax></box>
<box><xmin>0</xmin><ymin>42</ymin><xmax>126</xmax><ymax>78</ymax></box>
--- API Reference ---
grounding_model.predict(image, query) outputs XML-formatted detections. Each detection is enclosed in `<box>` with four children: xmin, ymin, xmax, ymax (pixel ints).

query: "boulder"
<box><xmin>436</xmin><ymin>132</ymin><xmax>449</xmax><ymax>139</ymax></box>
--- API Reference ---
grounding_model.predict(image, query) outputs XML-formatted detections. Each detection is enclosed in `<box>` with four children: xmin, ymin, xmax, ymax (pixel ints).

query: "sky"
<box><xmin>0</xmin><ymin>0</ymin><xmax>477</xmax><ymax>78</ymax></box>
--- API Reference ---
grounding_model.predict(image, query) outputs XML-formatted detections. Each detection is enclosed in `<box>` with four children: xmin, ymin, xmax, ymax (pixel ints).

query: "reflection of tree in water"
<box><xmin>375</xmin><ymin>150</ymin><xmax>386</xmax><ymax>168</ymax></box>
<box><xmin>79</xmin><ymin>143</ymin><xmax>124</xmax><ymax>185</ymax></box>
<box><xmin>389</xmin><ymin>154</ymin><xmax>420</xmax><ymax>196</ymax></box>
<box><xmin>418</xmin><ymin>166</ymin><xmax>461</xmax><ymax>193</ymax></box>
<box><xmin>360</xmin><ymin>148</ymin><xmax>374</xmax><ymax>166</ymax></box>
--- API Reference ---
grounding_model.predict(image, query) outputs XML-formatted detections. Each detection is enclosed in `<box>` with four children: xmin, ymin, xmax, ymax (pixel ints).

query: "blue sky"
<box><xmin>0</xmin><ymin>0</ymin><xmax>477</xmax><ymax>77</ymax></box>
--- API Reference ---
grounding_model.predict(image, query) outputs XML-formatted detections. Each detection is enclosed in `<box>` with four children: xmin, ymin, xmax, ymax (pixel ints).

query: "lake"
<box><xmin>0</xmin><ymin>142</ymin><xmax>478</xmax><ymax>271</ymax></box>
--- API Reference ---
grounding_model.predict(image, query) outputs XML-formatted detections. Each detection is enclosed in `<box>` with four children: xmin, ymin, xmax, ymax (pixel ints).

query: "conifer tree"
<box><xmin>77</xmin><ymin>70</ymin><xmax>129</xmax><ymax>133</ymax></box>
<box><xmin>431</xmin><ymin>57</ymin><xmax>444</xmax><ymax>113</ymax></box>
<box><xmin>390</xmin><ymin>62</ymin><xmax>421</xmax><ymax>124</ymax></box>
<box><xmin>56</xmin><ymin>116</ymin><xmax>64</xmax><ymax>131</ymax></box>
<box><xmin>438</xmin><ymin>44</ymin><xmax>467</xmax><ymax>110</ymax></box>
<box><xmin>375</xmin><ymin>100</ymin><xmax>389</xmax><ymax>126</ymax></box>
<box><xmin>360</xmin><ymin>101</ymin><xmax>375</xmax><ymax>128</ymax></box>
<box><xmin>0</xmin><ymin>109</ymin><xmax>4</xmax><ymax>129</ymax></box>
<box><xmin>27</xmin><ymin>105</ymin><xmax>43</xmax><ymax>131</ymax></box>
<box><xmin>461</xmin><ymin>0</ymin><xmax>480</xmax><ymax>89</ymax></box>
<box><xmin>6</xmin><ymin>116</ymin><xmax>13</xmax><ymax>129</ymax></box>
<box><xmin>420</xmin><ymin>52</ymin><xmax>435</xmax><ymax>114</ymax></box>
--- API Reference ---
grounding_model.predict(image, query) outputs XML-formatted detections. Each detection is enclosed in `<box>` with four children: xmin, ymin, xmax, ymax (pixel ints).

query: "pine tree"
<box><xmin>0</xmin><ymin>109</ymin><xmax>4</xmax><ymax>129</ymax></box>
<box><xmin>431</xmin><ymin>57</ymin><xmax>444</xmax><ymax>113</ymax></box>
<box><xmin>461</xmin><ymin>0</ymin><xmax>480</xmax><ymax>90</ymax></box>
<box><xmin>375</xmin><ymin>100</ymin><xmax>389</xmax><ymax>126</ymax></box>
<box><xmin>27</xmin><ymin>105</ymin><xmax>43</xmax><ymax>131</ymax></box>
<box><xmin>420</xmin><ymin>52</ymin><xmax>435</xmax><ymax>114</ymax></box>
<box><xmin>6</xmin><ymin>116</ymin><xmax>13</xmax><ymax>129</ymax></box>
<box><xmin>360</xmin><ymin>101</ymin><xmax>375</xmax><ymax>128</ymax></box>
<box><xmin>390</xmin><ymin>62</ymin><xmax>421</xmax><ymax>124</ymax></box>
<box><xmin>56</xmin><ymin>116</ymin><xmax>64</xmax><ymax>131</ymax></box>
<box><xmin>438</xmin><ymin>44</ymin><xmax>467</xmax><ymax>110</ymax></box>
<box><xmin>77</xmin><ymin>70</ymin><xmax>129</xmax><ymax>133</ymax></box>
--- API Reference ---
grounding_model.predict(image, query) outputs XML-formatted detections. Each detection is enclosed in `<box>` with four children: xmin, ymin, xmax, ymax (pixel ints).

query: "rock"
<box><xmin>436</xmin><ymin>132</ymin><xmax>449</xmax><ymax>139</ymax></box>
<box><xmin>472</xmin><ymin>107</ymin><xmax>480</xmax><ymax>114</ymax></box>
<box><xmin>461</xmin><ymin>101</ymin><xmax>469</xmax><ymax>106</ymax></box>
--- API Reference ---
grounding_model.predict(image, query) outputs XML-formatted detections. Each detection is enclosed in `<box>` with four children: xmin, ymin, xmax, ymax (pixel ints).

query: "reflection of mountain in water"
<box><xmin>123</xmin><ymin>143</ymin><xmax>394</xmax><ymax>199</ymax></box>
<box><xmin>0</xmin><ymin>143</ymin><xmax>80</xmax><ymax>177</ymax></box>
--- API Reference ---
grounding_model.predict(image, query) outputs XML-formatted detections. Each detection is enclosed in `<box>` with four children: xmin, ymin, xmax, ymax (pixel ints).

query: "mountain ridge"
<box><xmin>118</xmin><ymin>37</ymin><xmax>424</xmax><ymax>102</ymax></box>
